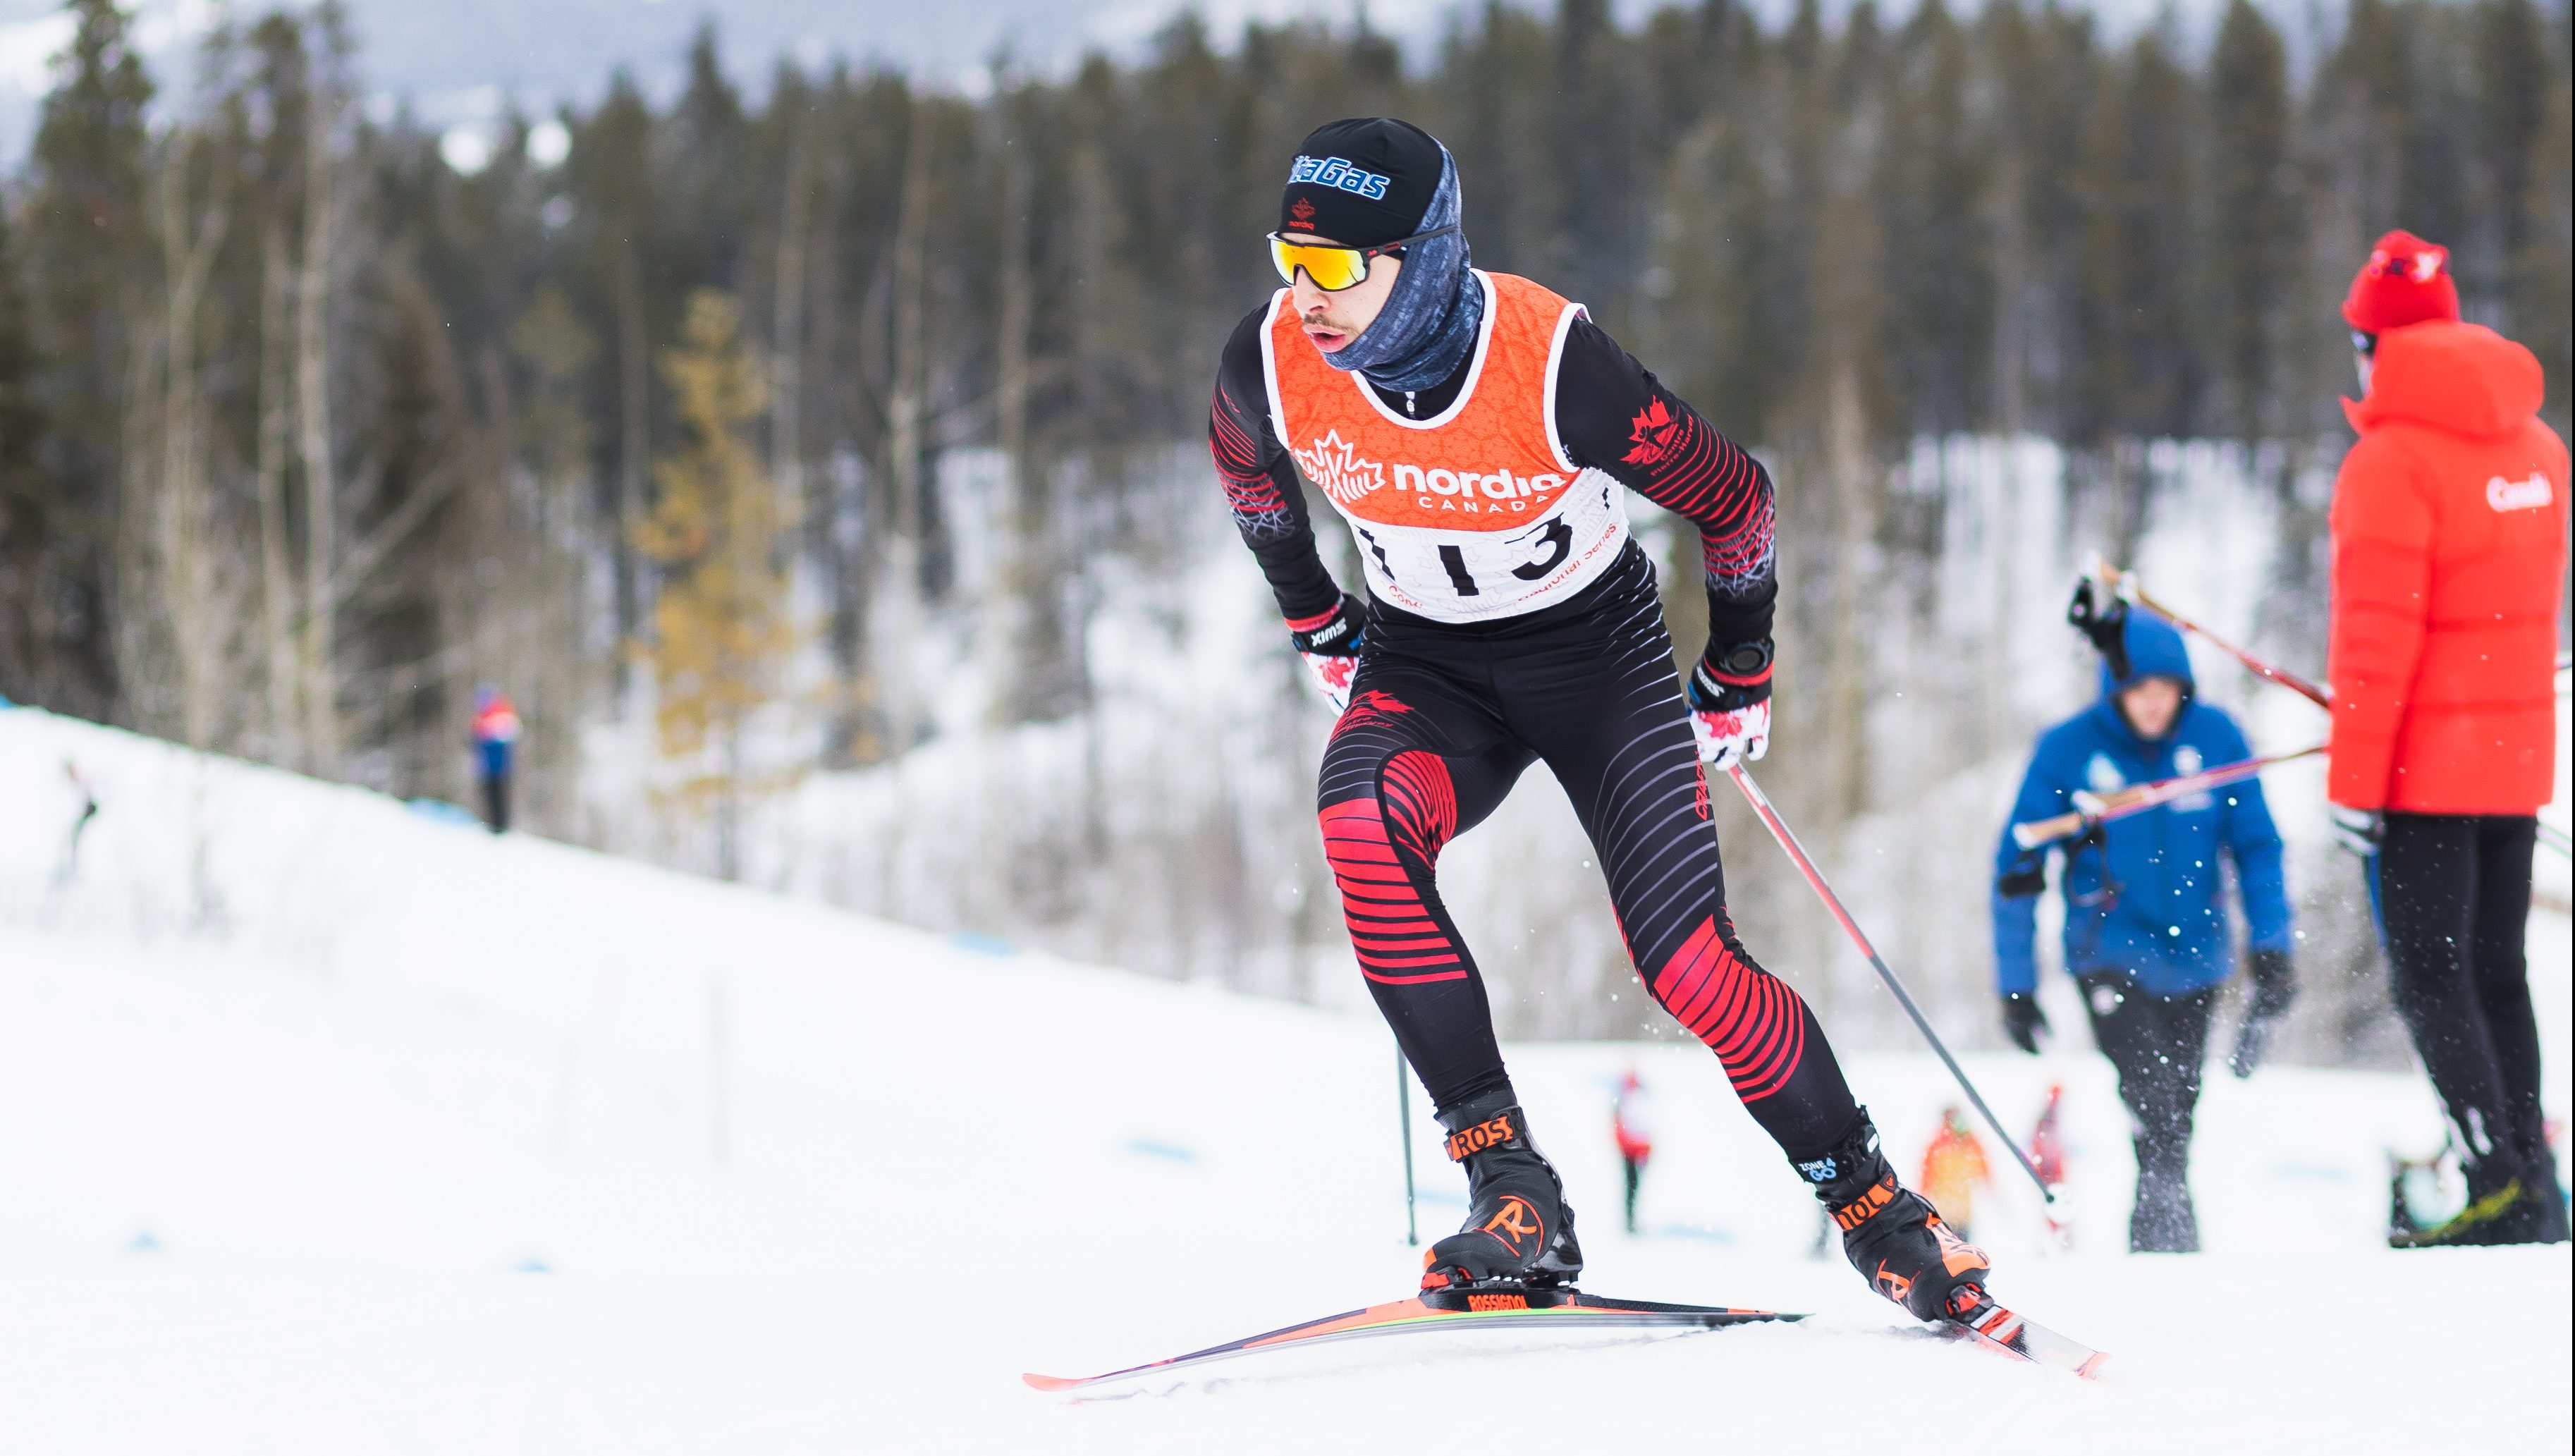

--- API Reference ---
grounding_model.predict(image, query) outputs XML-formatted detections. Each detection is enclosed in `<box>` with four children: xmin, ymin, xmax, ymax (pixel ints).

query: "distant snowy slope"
<box><xmin>0</xmin><ymin>706</ymin><xmax>2566</xmax><ymax>1453</ymax></box>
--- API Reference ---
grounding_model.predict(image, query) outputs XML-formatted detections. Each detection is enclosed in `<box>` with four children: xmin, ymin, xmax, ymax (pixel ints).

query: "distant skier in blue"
<box><xmin>1990</xmin><ymin>585</ymin><xmax>2296</xmax><ymax>1252</ymax></box>
<box><xmin>469</xmin><ymin>685</ymin><xmax>522</xmax><ymax>835</ymax></box>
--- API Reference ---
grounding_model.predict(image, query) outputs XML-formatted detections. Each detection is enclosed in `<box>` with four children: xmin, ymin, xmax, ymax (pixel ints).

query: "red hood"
<box><xmin>2344</xmin><ymin>320</ymin><xmax>2545</xmax><ymax>439</ymax></box>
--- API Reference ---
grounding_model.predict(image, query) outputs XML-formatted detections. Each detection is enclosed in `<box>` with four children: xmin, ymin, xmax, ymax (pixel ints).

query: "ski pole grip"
<box><xmin>2012</xmin><ymin>812</ymin><xmax>2087</xmax><ymax>850</ymax></box>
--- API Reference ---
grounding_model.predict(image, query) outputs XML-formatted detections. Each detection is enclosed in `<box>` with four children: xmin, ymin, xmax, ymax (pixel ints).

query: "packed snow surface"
<box><xmin>1</xmin><ymin>706</ymin><xmax>2567</xmax><ymax>1453</ymax></box>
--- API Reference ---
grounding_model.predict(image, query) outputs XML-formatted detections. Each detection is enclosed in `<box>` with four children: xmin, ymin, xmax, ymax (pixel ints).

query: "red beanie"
<box><xmin>2342</xmin><ymin>230</ymin><xmax>2460</xmax><ymax>334</ymax></box>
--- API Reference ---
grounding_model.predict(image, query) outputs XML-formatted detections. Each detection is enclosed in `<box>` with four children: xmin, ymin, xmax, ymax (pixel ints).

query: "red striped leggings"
<box><xmin>1318</xmin><ymin>547</ymin><xmax>1859</xmax><ymax>1156</ymax></box>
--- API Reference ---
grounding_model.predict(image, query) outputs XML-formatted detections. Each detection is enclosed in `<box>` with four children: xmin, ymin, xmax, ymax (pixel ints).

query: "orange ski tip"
<box><xmin>2076</xmin><ymin>1352</ymin><xmax>2111</xmax><ymax>1380</ymax></box>
<box><xmin>1022</xmin><ymin>1372</ymin><xmax>1082</xmax><ymax>1392</ymax></box>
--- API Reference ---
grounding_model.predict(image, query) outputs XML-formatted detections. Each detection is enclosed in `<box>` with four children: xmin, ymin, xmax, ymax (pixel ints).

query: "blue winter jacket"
<box><xmin>1990</xmin><ymin>614</ymin><xmax>2293</xmax><ymax>998</ymax></box>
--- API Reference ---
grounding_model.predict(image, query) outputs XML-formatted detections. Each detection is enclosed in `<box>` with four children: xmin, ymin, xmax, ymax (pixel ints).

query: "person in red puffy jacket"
<box><xmin>2327</xmin><ymin>229</ymin><xmax>2570</xmax><ymax>1247</ymax></box>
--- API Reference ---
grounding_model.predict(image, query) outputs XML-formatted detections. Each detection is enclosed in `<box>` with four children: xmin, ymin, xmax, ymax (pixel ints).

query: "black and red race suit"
<box><xmin>1209</xmin><ymin>276</ymin><xmax>1864</xmax><ymax>1161</ymax></box>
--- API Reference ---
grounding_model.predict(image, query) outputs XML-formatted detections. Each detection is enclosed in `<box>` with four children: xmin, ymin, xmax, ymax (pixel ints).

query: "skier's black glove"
<box><xmin>2067</xmin><ymin>579</ymin><xmax>2131</xmax><ymax>682</ymax></box>
<box><xmin>1290</xmin><ymin>592</ymin><xmax>1370</xmax><ymax>715</ymax></box>
<box><xmin>2000</xmin><ymin>992</ymin><xmax>2048</xmax><ymax>1055</ymax></box>
<box><xmin>1996</xmin><ymin>856</ymin><xmax>2046</xmax><ymax>899</ymax></box>
<box><xmin>2230</xmin><ymin>947</ymin><xmax>2296</xmax><ymax>1077</ymax></box>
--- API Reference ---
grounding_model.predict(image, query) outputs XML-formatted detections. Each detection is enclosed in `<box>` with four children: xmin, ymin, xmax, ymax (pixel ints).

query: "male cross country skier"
<box><xmin>1209</xmin><ymin>118</ymin><xmax>1993</xmax><ymax>1322</ymax></box>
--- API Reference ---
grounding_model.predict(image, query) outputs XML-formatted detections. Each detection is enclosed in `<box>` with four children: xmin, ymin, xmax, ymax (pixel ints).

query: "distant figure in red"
<box><xmin>1612</xmin><ymin>1069</ymin><xmax>1654</xmax><ymax>1235</ymax></box>
<box><xmin>1919</xmin><ymin>1107</ymin><xmax>1993</xmax><ymax>1240</ymax></box>
<box><xmin>2027</xmin><ymin>1083</ymin><xmax>2068</xmax><ymax>1189</ymax></box>
<box><xmin>469</xmin><ymin>685</ymin><xmax>522</xmax><ymax>835</ymax></box>
<box><xmin>2027</xmin><ymin>1084</ymin><xmax>2072</xmax><ymax>1248</ymax></box>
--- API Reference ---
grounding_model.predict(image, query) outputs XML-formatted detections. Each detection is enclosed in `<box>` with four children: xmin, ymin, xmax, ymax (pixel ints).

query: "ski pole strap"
<box><xmin>1833</xmin><ymin>1174</ymin><xmax>1900</xmax><ymax>1232</ymax></box>
<box><xmin>1442</xmin><ymin>1108</ymin><xmax>1524</xmax><ymax>1163</ymax></box>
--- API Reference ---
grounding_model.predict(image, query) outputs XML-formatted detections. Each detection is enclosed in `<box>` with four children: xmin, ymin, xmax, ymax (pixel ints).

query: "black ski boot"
<box><xmin>1419</xmin><ymin>1092</ymin><xmax>1582</xmax><ymax>1293</ymax></box>
<box><xmin>1792</xmin><ymin>1108</ymin><xmax>1992</xmax><ymax>1322</ymax></box>
<box><xmin>2392</xmin><ymin>1166</ymin><xmax>2567</xmax><ymax>1247</ymax></box>
<box><xmin>2129</xmin><ymin>1165</ymin><xmax>2202</xmax><ymax>1253</ymax></box>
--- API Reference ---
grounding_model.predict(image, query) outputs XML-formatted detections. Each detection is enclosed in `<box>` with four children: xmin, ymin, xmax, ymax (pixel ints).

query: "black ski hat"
<box><xmin>1278</xmin><ymin>118</ymin><xmax>1445</xmax><ymax>247</ymax></box>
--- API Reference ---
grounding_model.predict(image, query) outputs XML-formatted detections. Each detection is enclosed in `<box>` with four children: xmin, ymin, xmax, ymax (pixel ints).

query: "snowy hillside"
<box><xmin>1</xmin><ymin>706</ymin><xmax>2567</xmax><ymax>1453</ymax></box>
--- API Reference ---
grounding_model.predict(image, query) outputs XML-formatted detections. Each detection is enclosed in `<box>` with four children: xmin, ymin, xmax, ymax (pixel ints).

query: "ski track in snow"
<box><xmin>0</xmin><ymin>706</ymin><xmax>2567</xmax><ymax>1454</ymax></box>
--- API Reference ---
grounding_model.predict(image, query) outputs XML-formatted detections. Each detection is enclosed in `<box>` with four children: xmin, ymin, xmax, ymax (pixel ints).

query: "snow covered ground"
<box><xmin>1</xmin><ymin>705</ymin><xmax>2568</xmax><ymax>1453</ymax></box>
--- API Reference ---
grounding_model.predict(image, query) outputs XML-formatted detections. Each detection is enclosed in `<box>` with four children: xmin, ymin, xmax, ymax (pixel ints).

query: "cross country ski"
<box><xmin>1022</xmin><ymin>1291</ymin><xmax>1801</xmax><ymax>1392</ymax></box>
<box><xmin>1022</xmin><ymin>1286</ymin><xmax>2108</xmax><ymax>1392</ymax></box>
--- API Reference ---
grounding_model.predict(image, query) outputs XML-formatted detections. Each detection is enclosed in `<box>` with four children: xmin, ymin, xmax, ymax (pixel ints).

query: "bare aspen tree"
<box><xmin>991</xmin><ymin>108</ymin><xmax>1040</xmax><ymax>718</ymax></box>
<box><xmin>871</xmin><ymin>99</ymin><xmax>934</xmax><ymax>752</ymax></box>
<box><xmin>615</xmin><ymin>240</ymin><xmax>649</xmax><ymax>697</ymax></box>
<box><xmin>886</xmin><ymin>99</ymin><xmax>931</xmax><ymax>545</ymax></box>
<box><xmin>1982</xmin><ymin>147</ymin><xmax>2029</xmax><ymax>764</ymax></box>
<box><xmin>294</xmin><ymin>68</ymin><xmax>340</xmax><ymax>772</ymax></box>
<box><xmin>255</xmin><ymin>214</ymin><xmax>298</xmax><ymax>764</ymax></box>
<box><xmin>1821</xmin><ymin>361</ymin><xmax>1876</xmax><ymax>824</ymax></box>
<box><xmin>996</xmin><ymin>126</ymin><xmax>1030</xmax><ymax>484</ymax></box>
<box><xmin>770</xmin><ymin>100</ymin><xmax>813</xmax><ymax>517</ymax></box>
<box><xmin>150</xmin><ymin>128</ymin><xmax>231</xmax><ymax>750</ymax></box>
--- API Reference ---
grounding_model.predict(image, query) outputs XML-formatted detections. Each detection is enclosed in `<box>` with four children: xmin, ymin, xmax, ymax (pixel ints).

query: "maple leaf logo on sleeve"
<box><xmin>1623</xmin><ymin>398</ymin><xmax>1678</xmax><ymax>467</ymax></box>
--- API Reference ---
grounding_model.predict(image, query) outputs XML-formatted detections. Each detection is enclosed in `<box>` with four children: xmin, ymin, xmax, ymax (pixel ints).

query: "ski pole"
<box><xmin>2011</xmin><ymin>745</ymin><xmax>2325</xmax><ymax>849</ymax></box>
<box><xmin>2541</xmin><ymin>821</ymin><xmax>2571</xmax><ymax>859</ymax></box>
<box><xmin>1725</xmin><ymin>764</ymin><xmax>2055</xmax><ymax>1203</ymax></box>
<box><xmin>2091</xmin><ymin>558</ymin><xmax>2331</xmax><ymax>707</ymax></box>
<box><xmin>1397</xmin><ymin>1040</ymin><xmax>1418</xmax><ymax>1247</ymax></box>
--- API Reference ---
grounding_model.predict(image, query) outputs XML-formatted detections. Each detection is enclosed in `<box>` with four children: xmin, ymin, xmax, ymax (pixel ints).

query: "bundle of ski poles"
<box><xmin>2088</xmin><ymin>558</ymin><xmax>2331</xmax><ymax>707</ymax></box>
<box><xmin>2011</xmin><ymin>745</ymin><xmax>2325</xmax><ymax>850</ymax></box>
<box><xmin>2069</xmin><ymin>558</ymin><xmax>2570</xmax><ymax>859</ymax></box>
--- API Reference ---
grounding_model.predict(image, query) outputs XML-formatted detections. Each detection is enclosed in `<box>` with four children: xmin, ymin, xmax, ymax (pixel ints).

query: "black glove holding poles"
<box><xmin>2229</xmin><ymin>948</ymin><xmax>2296</xmax><ymax>1077</ymax></box>
<box><xmin>2000</xmin><ymin>992</ymin><xmax>2049</xmax><ymax>1055</ymax></box>
<box><xmin>2066</xmin><ymin>579</ymin><xmax>2131</xmax><ymax>681</ymax></box>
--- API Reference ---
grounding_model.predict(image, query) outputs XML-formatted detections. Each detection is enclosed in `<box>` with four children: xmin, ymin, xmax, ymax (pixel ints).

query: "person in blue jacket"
<box><xmin>1991</xmin><ymin>584</ymin><xmax>2297</xmax><ymax>1252</ymax></box>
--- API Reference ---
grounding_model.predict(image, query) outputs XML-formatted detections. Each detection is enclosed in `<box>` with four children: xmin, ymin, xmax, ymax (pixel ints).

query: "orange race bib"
<box><xmin>1261</xmin><ymin>271</ymin><xmax>1631</xmax><ymax>622</ymax></box>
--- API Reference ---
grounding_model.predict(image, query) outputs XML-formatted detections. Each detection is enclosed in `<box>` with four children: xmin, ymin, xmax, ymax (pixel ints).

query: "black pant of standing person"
<box><xmin>2377</xmin><ymin>814</ymin><xmax>2568</xmax><ymax>1244</ymax></box>
<box><xmin>479</xmin><ymin>768</ymin><xmax>511</xmax><ymax>836</ymax></box>
<box><xmin>2079</xmin><ymin>972</ymin><xmax>2215</xmax><ymax>1253</ymax></box>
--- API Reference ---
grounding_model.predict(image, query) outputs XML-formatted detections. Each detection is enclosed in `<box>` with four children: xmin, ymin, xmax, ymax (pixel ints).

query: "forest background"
<box><xmin>0</xmin><ymin>0</ymin><xmax>2568</xmax><ymax>1061</ymax></box>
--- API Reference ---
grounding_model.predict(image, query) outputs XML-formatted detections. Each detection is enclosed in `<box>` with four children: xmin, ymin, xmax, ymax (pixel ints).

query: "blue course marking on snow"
<box><xmin>1124</xmin><ymin>1138</ymin><xmax>1198</xmax><ymax>1163</ymax></box>
<box><xmin>405</xmin><ymin>797</ymin><xmax>483</xmax><ymax>827</ymax></box>
<box><xmin>127</xmin><ymin>1230</ymin><xmax>160</xmax><ymax>1254</ymax></box>
<box><xmin>1646</xmin><ymin>1222</ymin><xmax>1737</xmax><ymax>1244</ymax></box>
<box><xmin>517</xmin><ymin>1257</ymin><xmax>553</xmax><ymax>1274</ymax></box>
<box><xmin>948</xmin><ymin>931</ymin><xmax>1016</xmax><ymax>958</ymax></box>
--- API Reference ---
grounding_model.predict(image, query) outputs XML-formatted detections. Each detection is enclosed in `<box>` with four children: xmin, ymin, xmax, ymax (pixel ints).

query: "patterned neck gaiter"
<box><xmin>1318</xmin><ymin>148</ymin><xmax>1481</xmax><ymax>394</ymax></box>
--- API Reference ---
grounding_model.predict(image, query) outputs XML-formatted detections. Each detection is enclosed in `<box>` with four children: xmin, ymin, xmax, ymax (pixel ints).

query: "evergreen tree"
<box><xmin>2074</xmin><ymin>30</ymin><xmax>2200</xmax><ymax>441</ymax></box>
<box><xmin>21</xmin><ymin>0</ymin><xmax>154</xmax><ymax>720</ymax></box>
<box><xmin>2470</xmin><ymin>0</ymin><xmax>2552</xmax><ymax>305</ymax></box>
<box><xmin>1876</xmin><ymin>0</ymin><xmax>1990</xmax><ymax>436</ymax></box>
<box><xmin>0</xmin><ymin>200</ymin><xmax>53</xmax><ymax>703</ymax></box>
<box><xmin>2516</xmin><ymin>68</ymin><xmax>2572</xmax><ymax>433</ymax></box>
<box><xmin>2205</xmin><ymin>0</ymin><xmax>2293</xmax><ymax>436</ymax></box>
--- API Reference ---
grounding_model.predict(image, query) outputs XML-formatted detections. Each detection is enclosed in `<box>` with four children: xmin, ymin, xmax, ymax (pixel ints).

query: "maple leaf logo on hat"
<box><xmin>1289</xmin><ymin>197</ymin><xmax>1316</xmax><ymax>230</ymax></box>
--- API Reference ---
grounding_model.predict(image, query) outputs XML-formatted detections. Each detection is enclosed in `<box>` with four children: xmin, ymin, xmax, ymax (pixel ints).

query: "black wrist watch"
<box><xmin>1715</xmin><ymin>640</ymin><xmax>1773</xmax><ymax>678</ymax></box>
